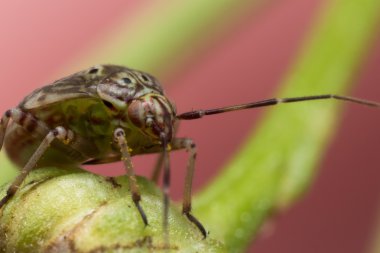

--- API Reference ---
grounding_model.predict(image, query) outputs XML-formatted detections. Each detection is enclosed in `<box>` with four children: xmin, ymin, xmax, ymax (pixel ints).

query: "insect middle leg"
<box><xmin>0</xmin><ymin>109</ymin><xmax>73</xmax><ymax>209</ymax></box>
<box><xmin>172</xmin><ymin>138</ymin><xmax>207</xmax><ymax>238</ymax></box>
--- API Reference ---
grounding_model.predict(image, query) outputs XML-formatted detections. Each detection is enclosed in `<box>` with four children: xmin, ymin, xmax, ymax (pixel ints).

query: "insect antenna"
<box><xmin>176</xmin><ymin>94</ymin><xmax>380</xmax><ymax>120</ymax></box>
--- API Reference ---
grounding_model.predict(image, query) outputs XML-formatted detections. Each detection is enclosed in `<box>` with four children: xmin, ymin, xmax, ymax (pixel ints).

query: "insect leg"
<box><xmin>0</xmin><ymin>126</ymin><xmax>73</xmax><ymax>209</ymax></box>
<box><xmin>114</xmin><ymin>128</ymin><xmax>148</xmax><ymax>226</ymax></box>
<box><xmin>159</xmin><ymin>133</ymin><xmax>171</xmax><ymax>246</ymax></box>
<box><xmin>172</xmin><ymin>137</ymin><xmax>207</xmax><ymax>238</ymax></box>
<box><xmin>151</xmin><ymin>153</ymin><xmax>164</xmax><ymax>183</ymax></box>
<box><xmin>151</xmin><ymin>121</ymin><xmax>179</xmax><ymax>183</ymax></box>
<box><xmin>1</xmin><ymin>108</ymin><xmax>49</xmax><ymax>151</ymax></box>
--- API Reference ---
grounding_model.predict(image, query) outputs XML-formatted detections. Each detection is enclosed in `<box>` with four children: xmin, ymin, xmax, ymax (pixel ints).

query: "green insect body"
<box><xmin>1</xmin><ymin>64</ymin><xmax>380</xmax><ymax>245</ymax></box>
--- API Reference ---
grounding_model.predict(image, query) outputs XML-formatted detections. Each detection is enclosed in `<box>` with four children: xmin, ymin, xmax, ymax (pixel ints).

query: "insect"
<box><xmin>0</xmin><ymin>64</ymin><xmax>379</xmax><ymax>241</ymax></box>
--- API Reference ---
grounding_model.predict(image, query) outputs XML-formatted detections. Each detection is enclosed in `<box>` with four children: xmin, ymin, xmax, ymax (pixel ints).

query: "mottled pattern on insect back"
<box><xmin>22</xmin><ymin>65</ymin><xmax>164</xmax><ymax>110</ymax></box>
<box><xmin>7</xmin><ymin>65</ymin><xmax>173</xmax><ymax>168</ymax></box>
<box><xmin>1</xmin><ymin>64</ymin><xmax>380</xmax><ymax>246</ymax></box>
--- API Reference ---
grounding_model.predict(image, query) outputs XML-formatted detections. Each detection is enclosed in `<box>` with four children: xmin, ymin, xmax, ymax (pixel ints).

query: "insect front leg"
<box><xmin>114</xmin><ymin>128</ymin><xmax>148</xmax><ymax>226</ymax></box>
<box><xmin>0</xmin><ymin>124</ymin><xmax>73</xmax><ymax>209</ymax></box>
<box><xmin>172</xmin><ymin>138</ymin><xmax>207</xmax><ymax>238</ymax></box>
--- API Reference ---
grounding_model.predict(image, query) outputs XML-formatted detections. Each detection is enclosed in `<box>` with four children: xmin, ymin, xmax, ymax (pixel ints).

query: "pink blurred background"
<box><xmin>0</xmin><ymin>1</ymin><xmax>379</xmax><ymax>252</ymax></box>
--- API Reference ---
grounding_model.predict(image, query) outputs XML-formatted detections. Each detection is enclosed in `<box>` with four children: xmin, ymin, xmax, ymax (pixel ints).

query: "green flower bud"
<box><xmin>0</xmin><ymin>167</ymin><xmax>225</xmax><ymax>253</ymax></box>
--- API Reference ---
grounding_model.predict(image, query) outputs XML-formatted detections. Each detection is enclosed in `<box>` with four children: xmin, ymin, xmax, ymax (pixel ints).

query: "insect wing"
<box><xmin>20</xmin><ymin>72</ymin><xmax>98</xmax><ymax>110</ymax></box>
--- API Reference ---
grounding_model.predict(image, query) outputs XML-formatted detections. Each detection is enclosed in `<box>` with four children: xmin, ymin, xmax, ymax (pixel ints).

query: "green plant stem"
<box><xmin>68</xmin><ymin>0</ymin><xmax>268</xmax><ymax>77</ymax></box>
<box><xmin>194</xmin><ymin>0</ymin><xmax>380</xmax><ymax>252</ymax></box>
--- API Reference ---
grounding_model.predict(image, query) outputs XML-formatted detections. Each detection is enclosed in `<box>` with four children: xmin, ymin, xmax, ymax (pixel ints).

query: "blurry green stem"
<box><xmin>68</xmin><ymin>0</ymin><xmax>269</xmax><ymax>77</ymax></box>
<box><xmin>194</xmin><ymin>0</ymin><xmax>380</xmax><ymax>252</ymax></box>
